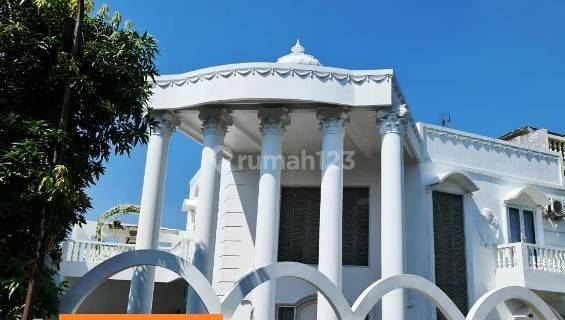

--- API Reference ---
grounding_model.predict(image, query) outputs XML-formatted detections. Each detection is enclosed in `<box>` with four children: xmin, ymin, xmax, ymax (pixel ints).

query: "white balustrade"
<box><xmin>63</xmin><ymin>240</ymin><xmax>135</xmax><ymax>262</ymax></box>
<box><xmin>170</xmin><ymin>238</ymin><xmax>193</xmax><ymax>262</ymax></box>
<box><xmin>63</xmin><ymin>239</ymin><xmax>192</xmax><ymax>263</ymax></box>
<box><xmin>497</xmin><ymin>243</ymin><xmax>565</xmax><ymax>274</ymax></box>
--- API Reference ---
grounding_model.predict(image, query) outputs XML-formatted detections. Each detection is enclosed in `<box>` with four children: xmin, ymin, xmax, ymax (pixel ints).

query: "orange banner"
<box><xmin>60</xmin><ymin>315</ymin><xmax>222</xmax><ymax>320</ymax></box>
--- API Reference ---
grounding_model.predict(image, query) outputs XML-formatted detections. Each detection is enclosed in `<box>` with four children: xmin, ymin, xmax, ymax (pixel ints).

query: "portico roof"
<box><xmin>151</xmin><ymin>62</ymin><xmax>401</xmax><ymax>110</ymax></box>
<box><xmin>149</xmin><ymin>41</ymin><xmax>408</xmax><ymax>157</ymax></box>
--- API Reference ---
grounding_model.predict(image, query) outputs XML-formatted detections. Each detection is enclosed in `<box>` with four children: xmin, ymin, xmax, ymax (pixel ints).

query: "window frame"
<box><xmin>506</xmin><ymin>204</ymin><xmax>537</xmax><ymax>244</ymax></box>
<box><xmin>275</xmin><ymin>304</ymin><xmax>296</xmax><ymax>320</ymax></box>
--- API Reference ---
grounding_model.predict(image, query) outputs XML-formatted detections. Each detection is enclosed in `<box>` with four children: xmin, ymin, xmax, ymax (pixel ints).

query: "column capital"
<box><xmin>376</xmin><ymin>104</ymin><xmax>409</xmax><ymax>135</ymax></box>
<box><xmin>258</xmin><ymin>108</ymin><xmax>291</xmax><ymax>135</ymax></box>
<box><xmin>316</xmin><ymin>107</ymin><xmax>349</xmax><ymax>134</ymax></box>
<box><xmin>199</xmin><ymin>108</ymin><xmax>233</xmax><ymax>136</ymax></box>
<box><xmin>151</xmin><ymin>111</ymin><xmax>179</xmax><ymax>136</ymax></box>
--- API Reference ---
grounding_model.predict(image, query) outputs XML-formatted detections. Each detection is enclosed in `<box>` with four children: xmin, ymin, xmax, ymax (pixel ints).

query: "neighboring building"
<box><xmin>500</xmin><ymin>126</ymin><xmax>565</xmax><ymax>178</ymax></box>
<box><xmin>60</xmin><ymin>41</ymin><xmax>565</xmax><ymax>319</ymax></box>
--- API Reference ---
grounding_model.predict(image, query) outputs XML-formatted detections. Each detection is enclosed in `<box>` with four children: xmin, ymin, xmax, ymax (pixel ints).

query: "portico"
<box><xmin>130</xmin><ymin>41</ymin><xmax>415</xmax><ymax>319</ymax></box>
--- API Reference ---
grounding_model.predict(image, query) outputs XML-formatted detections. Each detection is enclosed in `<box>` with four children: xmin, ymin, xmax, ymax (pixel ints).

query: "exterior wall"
<box><xmin>506</xmin><ymin>128</ymin><xmax>550</xmax><ymax>151</ymax></box>
<box><xmin>418</xmin><ymin>124</ymin><xmax>562</xmax><ymax>187</ymax></box>
<box><xmin>212</xmin><ymin>154</ymin><xmax>382</xmax><ymax>319</ymax></box>
<box><xmin>212</xmin><ymin>158</ymin><xmax>259</xmax><ymax>299</ymax></box>
<box><xmin>404</xmin><ymin>158</ymin><xmax>434</xmax><ymax>320</ymax></box>
<box><xmin>209</xmin><ymin>123</ymin><xmax>565</xmax><ymax>320</ymax></box>
<box><xmin>416</xmin><ymin>123</ymin><xmax>565</xmax><ymax>319</ymax></box>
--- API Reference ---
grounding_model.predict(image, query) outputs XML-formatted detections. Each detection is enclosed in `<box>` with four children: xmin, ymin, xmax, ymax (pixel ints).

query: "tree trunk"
<box><xmin>22</xmin><ymin>1</ymin><xmax>84</xmax><ymax>319</ymax></box>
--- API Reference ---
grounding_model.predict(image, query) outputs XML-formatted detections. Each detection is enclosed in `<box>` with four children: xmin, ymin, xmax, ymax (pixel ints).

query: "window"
<box><xmin>276</xmin><ymin>302</ymin><xmax>370</xmax><ymax>320</ymax></box>
<box><xmin>278</xmin><ymin>187</ymin><xmax>370</xmax><ymax>266</ymax></box>
<box><xmin>276</xmin><ymin>306</ymin><xmax>295</xmax><ymax>320</ymax></box>
<box><xmin>508</xmin><ymin>206</ymin><xmax>536</xmax><ymax>244</ymax></box>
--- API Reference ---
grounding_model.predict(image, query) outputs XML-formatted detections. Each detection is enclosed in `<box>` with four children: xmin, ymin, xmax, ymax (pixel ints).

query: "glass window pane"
<box><xmin>523</xmin><ymin>210</ymin><xmax>536</xmax><ymax>244</ymax></box>
<box><xmin>508</xmin><ymin>207</ymin><xmax>521</xmax><ymax>243</ymax></box>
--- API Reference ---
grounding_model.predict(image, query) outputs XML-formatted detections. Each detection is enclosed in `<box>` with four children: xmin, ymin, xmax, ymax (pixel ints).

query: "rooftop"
<box><xmin>499</xmin><ymin>125</ymin><xmax>565</xmax><ymax>140</ymax></box>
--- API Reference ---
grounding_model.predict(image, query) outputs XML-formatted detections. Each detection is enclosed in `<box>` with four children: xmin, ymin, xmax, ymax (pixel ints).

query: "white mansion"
<box><xmin>60</xmin><ymin>41</ymin><xmax>565</xmax><ymax>320</ymax></box>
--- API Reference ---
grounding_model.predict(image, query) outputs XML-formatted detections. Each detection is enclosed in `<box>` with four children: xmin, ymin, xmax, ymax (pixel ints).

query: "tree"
<box><xmin>0</xmin><ymin>0</ymin><xmax>158</xmax><ymax>318</ymax></box>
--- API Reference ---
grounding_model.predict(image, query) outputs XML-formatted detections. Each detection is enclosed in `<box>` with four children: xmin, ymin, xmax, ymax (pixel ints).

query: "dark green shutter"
<box><xmin>278</xmin><ymin>187</ymin><xmax>369</xmax><ymax>266</ymax></box>
<box><xmin>432</xmin><ymin>191</ymin><xmax>468</xmax><ymax>319</ymax></box>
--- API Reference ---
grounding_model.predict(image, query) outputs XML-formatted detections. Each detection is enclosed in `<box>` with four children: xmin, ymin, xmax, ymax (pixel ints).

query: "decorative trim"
<box><xmin>392</xmin><ymin>76</ymin><xmax>407</xmax><ymax>105</ymax></box>
<box><xmin>316</xmin><ymin>107</ymin><xmax>349</xmax><ymax>134</ymax></box>
<box><xmin>423</xmin><ymin>126</ymin><xmax>560</xmax><ymax>161</ymax></box>
<box><xmin>151</xmin><ymin>111</ymin><xmax>179</xmax><ymax>136</ymax></box>
<box><xmin>376</xmin><ymin>104</ymin><xmax>409</xmax><ymax>135</ymax></box>
<box><xmin>258</xmin><ymin>108</ymin><xmax>291</xmax><ymax>135</ymax></box>
<box><xmin>478</xmin><ymin>208</ymin><xmax>499</xmax><ymax>247</ymax></box>
<box><xmin>155</xmin><ymin>66</ymin><xmax>392</xmax><ymax>88</ymax></box>
<box><xmin>199</xmin><ymin>109</ymin><xmax>233</xmax><ymax>136</ymax></box>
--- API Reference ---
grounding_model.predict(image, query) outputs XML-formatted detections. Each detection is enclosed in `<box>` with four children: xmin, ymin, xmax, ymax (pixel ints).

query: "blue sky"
<box><xmin>87</xmin><ymin>0</ymin><xmax>565</xmax><ymax>229</ymax></box>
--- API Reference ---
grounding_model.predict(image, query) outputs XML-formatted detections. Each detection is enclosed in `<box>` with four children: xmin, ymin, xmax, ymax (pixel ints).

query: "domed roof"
<box><xmin>277</xmin><ymin>39</ymin><xmax>322</xmax><ymax>66</ymax></box>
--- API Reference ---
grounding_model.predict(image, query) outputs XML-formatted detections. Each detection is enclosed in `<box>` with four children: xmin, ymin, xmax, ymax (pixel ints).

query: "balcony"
<box><xmin>497</xmin><ymin>243</ymin><xmax>565</xmax><ymax>293</ymax></box>
<box><xmin>60</xmin><ymin>239</ymin><xmax>192</xmax><ymax>281</ymax></box>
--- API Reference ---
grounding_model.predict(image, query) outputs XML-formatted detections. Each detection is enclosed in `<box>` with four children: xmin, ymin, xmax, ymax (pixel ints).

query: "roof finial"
<box><xmin>292</xmin><ymin>38</ymin><xmax>305</xmax><ymax>54</ymax></box>
<box><xmin>277</xmin><ymin>38</ymin><xmax>321</xmax><ymax>65</ymax></box>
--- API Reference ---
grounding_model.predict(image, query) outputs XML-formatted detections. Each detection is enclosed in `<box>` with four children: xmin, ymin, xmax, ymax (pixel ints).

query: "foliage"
<box><xmin>0</xmin><ymin>0</ymin><xmax>158</xmax><ymax>318</ymax></box>
<box><xmin>95</xmin><ymin>204</ymin><xmax>140</xmax><ymax>241</ymax></box>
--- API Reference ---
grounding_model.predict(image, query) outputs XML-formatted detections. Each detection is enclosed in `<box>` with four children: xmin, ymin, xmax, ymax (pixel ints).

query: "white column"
<box><xmin>186</xmin><ymin>109</ymin><xmax>232</xmax><ymax>313</ymax></box>
<box><xmin>316</xmin><ymin>108</ymin><xmax>349</xmax><ymax>320</ymax></box>
<box><xmin>378</xmin><ymin>105</ymin><xmax>409</xmax><ymax>320</ymax></box>
<box><xmin>127</xmin><ymin>111</ymin><xmax>177</xmax><ymax>313</ymax></box>
<box><xmin>253</xmin><ymin>108</ymin><xmax>290</xmax><ymax>320</ymax></box>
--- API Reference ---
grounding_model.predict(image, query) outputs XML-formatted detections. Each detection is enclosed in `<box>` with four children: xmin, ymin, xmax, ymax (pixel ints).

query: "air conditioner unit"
<box><xmin>548</xmin><ymin>198</ymin><xmax>564</xmax><ymax>217</ymax></box>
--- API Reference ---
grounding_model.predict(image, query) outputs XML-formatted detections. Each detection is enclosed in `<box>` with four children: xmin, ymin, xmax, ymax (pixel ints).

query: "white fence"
<box><xmin>63</xmin><ymin>238</ymin><xmax>192</xmax><ymax>263</ymax></box>
<box><xmin>497</xmin><ymin>242</ymin><xmax>565</xmax><ymax>273</ymax></box>
<box><xmin>63</xmin><ymin>240</ymin><xmax>136</xmax><ymax>262</ymax></box>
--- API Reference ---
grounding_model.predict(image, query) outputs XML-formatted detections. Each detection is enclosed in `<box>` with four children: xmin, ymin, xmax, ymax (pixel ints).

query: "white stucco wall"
<box><xmin>415</xmin><ymin>123</ymin><xmax>565</xmax><ymax>319</ymax></box>
<box><xmin>211</xmin><ymin>154</ymin><xmax>382</xmax><ymax>319</ymax></box>
<box><xmin>205</xmin><ymin>122</ymin><xmax>565</xmax><ymax>320</ymax></box>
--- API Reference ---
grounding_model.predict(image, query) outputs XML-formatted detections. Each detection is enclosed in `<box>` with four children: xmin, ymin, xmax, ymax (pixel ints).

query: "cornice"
<box><xmin>155</xmin><ymin>63</ymin><xmax>393</xmax><ymax>89</ymax></box>
<box><xmin>423</xmin><ymin>126</ymin><xmax>561</xmax><ymax>161</ymax></box>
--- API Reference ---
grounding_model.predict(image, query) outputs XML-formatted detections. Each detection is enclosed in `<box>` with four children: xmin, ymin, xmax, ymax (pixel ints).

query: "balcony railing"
<box><xmin>170</xmin><ymin>237</ymin><xmax>192</xmax><ymax>261</ymax></box>
<box><xmin>63</xmin><ymin>240</ymin><xmax>136</xmax><ymax>262</ymax></box>
<box><xmin>549</xmin><ymin>137</ymin><xmax>565</xmax><ymax>159</ymax></box>
<box><xmin>62</xmin><ymin>238</ymin><xmax>192</xmax><ymax>263</ymax></box>
<box><xmin>497</xmin><ymin>242</ymin><xmax>565</xmax><ymax>274</ymax></box>
<box><xmin>497</xmin><ymin>242</ymin><xmax>565</xmax><ymax>293</ymax></box>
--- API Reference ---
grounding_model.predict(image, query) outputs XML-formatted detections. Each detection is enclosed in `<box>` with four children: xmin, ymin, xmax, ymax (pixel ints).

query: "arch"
<box><xmin>59</xmin><ymin>250</ymin><xmax>221</xmax><ymax>314</ymax></box>
<box><xmin>466</xmin><ymin>286</ymin><xmax>558</xmax><ymax>320</ymax></box>
<box><xmin>94</xmin><ymin>204</ymin><xmax>140</xmax><ymax>241</ymax></box>
<box><xmin>428</xmin><ymin>170</ymin><xmax>480</xmax><ymax>194</ymax></box>
<box><xmin>351</xmin><ymin>274</ymin><xmax>465</xmax><ymax>320</ymax></box>
<box><xmin>294</xmin><ymin>295</ymin><xmax>318</xmax><ymax>320</ymax></box>
<box><xmin>221</xmin><ymin>262</ymin><xmax>353</xmax><ymax>320</ymax></box>
<box><xmin>505</xmin><ymin>185</ymin><xmax>550</xmax><ymax>207</ymax></box>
